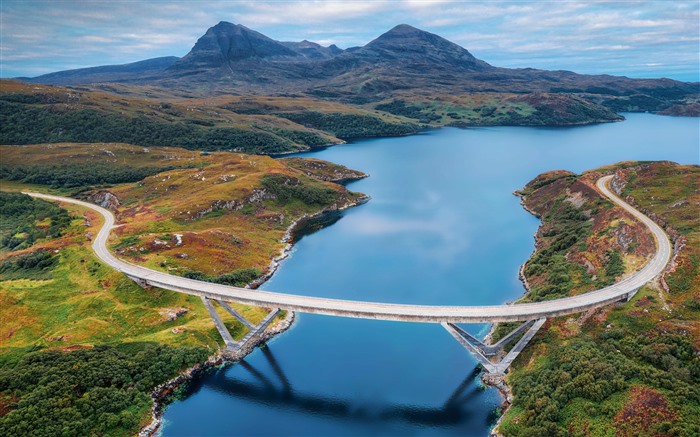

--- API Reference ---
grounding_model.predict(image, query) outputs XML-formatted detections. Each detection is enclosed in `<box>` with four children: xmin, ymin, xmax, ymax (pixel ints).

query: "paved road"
<box><xmin>27</xmin><ymin>175</ymin><xmax>671</xmax><ymax>323</ymax></box>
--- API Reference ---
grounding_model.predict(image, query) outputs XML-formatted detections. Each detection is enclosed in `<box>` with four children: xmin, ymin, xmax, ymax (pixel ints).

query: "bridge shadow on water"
<box><xmin>184</xmin><ymin>345</ymin><xmax>496</xmax><ymax>428</ymax></box>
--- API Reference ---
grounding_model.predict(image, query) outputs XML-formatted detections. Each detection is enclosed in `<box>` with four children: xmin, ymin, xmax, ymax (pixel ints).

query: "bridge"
<box><xmin>28</xmin><ymin>175</ymin><xmax>671</xmax><ymax>374</ymax></box>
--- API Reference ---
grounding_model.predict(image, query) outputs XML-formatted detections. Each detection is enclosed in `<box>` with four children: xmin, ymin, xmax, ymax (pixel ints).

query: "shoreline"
<box><xmin>139</xmin><ymin>193</ymin><xmax>369</xmax><ymax>437</ymax></box>
<box><xmin>485</xmin><ymin>190</ymin><xmax>550</xmax><ymax>436</ymax></box>
<box><xmin>248</xmin><ymin>193</ymin><xmax>370</xmax><ymax>289</ymax></box>
<box><xmin>489</xmin><ymin>169</ymin><xmax>680</xmax><ymax>436</ymax></box>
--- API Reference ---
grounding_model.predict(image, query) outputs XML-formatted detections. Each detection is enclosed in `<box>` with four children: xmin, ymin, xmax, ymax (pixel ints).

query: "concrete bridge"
<box><xmin>27</xmin><ymin>175</ymin><xmax>671</xmax><ymax>374</ymax></box>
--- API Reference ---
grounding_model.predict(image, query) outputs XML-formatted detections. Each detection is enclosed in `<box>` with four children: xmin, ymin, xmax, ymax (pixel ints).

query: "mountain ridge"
<box><xmin>18</xmin><ymin>22</ymin><xmax>700</xmax><ymax>115</ymax></box>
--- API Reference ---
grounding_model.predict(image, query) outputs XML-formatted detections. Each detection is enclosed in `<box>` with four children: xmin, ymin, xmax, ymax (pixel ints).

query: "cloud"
<box><xmin>349</xmin><ymin>211</ymin><xmax>471</xmax><ymax>266</ymax></box>
<box><xmin>0</xmin><ymin>0</ymin><xmax>698</xmax><ymax>80</ymax></box>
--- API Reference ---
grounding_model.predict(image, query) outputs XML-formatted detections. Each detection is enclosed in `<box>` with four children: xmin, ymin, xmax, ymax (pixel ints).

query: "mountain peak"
<box><xmin>385</xmin><ymin>24</ymin><xmax>423</xmax><ymax>34</ymax></box>
<box><xmin>370</xmin><ymin>24</ymin><xmax>441</xmax><ymax>43</ymax></box>
<box><xmin>363</xmin><ymin>24</ymin><xmax>491</xmax><ymax>71</ymax></box>
<box><xmin>171</xmin><ymin>21</ymin><xmax>299</xmax><ymax>72</ymax></box>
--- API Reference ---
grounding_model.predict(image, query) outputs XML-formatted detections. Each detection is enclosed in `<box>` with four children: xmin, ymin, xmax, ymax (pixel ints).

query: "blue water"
<box><xmin>161</xmin><ymin>114</ymin><xmax>699</xmax><ymax>436</ymax></box>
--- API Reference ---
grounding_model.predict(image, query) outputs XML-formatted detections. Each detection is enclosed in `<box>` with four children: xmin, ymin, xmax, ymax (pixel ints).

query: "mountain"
<box><xmin>170</xmin><ymin>22</ymin><xmax>300</xmax><ymax>73</ymax></box>
<box><xmin>19</xmin><ymin>22</ymin><xmax>699</xmax><ymax>113</ymax></box>
<box><xmin>23</xmin><ymin>56</ymin><xmax>179</xmax><ymax>86</ymax></box>
<box><xmin>361</xmin><ymin>24</ymin><xmax>491</xmax><ymax>71</ymax></box>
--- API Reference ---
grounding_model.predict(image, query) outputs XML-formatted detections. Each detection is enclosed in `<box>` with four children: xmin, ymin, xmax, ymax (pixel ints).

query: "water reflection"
<box><xmin>197</xmin><ymin>346</ymin><xmax>490</xmax><ymax>427</ymax></box>
<box><xmin>163</xmin><ymin>114</ymin><xmax>699</xmax><ymax>436</ymax></box>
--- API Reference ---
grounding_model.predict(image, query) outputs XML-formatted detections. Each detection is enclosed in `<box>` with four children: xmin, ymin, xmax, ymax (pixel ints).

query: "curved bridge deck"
<box><xmin>28</xmin><ymin>175</ymin><xmax>670</xmax><ymax>324</ymax></box>
<box><xmin>28</xmin><ymin>175</ymin><xmax>670</xmax><ymax>374</ymax></box>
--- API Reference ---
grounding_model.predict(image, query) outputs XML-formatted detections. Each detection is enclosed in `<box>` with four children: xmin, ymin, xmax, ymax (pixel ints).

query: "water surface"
<box><xmin>161</xmin><ymin>114</ymin><xmax>699</xmax><ymax>436</ymax></box>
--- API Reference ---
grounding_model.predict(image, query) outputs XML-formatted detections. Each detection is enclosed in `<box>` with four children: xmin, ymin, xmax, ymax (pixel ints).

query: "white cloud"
<box><xmin>0</xmin><ymin>0</ymin><xmax>697</xmax><ymax>80</ymax></box>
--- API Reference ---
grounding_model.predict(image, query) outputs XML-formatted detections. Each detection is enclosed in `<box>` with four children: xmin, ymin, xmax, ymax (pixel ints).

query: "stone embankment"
<box><xmin>139</xmin><ymin>310</ymin><xmax>296</xmax><ymax>437</ymax></box>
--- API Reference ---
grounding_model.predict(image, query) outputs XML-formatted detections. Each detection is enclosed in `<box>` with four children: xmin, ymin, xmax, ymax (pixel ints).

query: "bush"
<box><xmin>184</xmin><ymin>267</ymin><xmax>261</xmax><ymax>287</ymax></box>
<box><xmin>261</xmin><ymin>174</ymin><xmax>337</xmax><ymax>206</ymax></box>
<box><xmin>0</xmin><ymin>163</ymin><xmax>174</xmax><ymax>189</ymax></box>
<box><xmin>0</xmin><ymin>250</ymin><xmax>58</xmax><ymax>280</ymax></box>
<box><xmin>0</xmin><ymin>344</ymin><xmax>208</xmax><ymax>437</ymax></box>
<box><xmin>0</xmin><ymin>192</ymin><xmax>71</xmax><ymax>251</ymax></box>
<box><xmin>276</xmin><ymin>111</ymin><xmax>420</xmax><ymax>138</ymax></box>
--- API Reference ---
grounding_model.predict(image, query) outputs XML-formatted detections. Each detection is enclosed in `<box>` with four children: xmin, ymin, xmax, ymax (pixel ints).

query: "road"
<box><xmin>26</xmin><ymin>175</ymin><xmax>671</xmax><ymax>323</ymax></box>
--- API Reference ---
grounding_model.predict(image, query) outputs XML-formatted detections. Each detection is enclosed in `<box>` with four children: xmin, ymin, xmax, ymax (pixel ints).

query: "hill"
<box><xmin>0</xmin><ymin>143</ymin><xmax>367</xmax><ymax>435</ymax></box>
<box><xmin>16</xmin><ymin>57</ymin><xmax>179</xmax><ymax>86</ymax></box>
<box><xmin>0</xmin><ymin>80</ymin><xmax>420</xmax><ymax>153</ymax></box>
<box><xmin>496</xmin><ymin>162</ymin><xmax>700</xmax><ymax>436</ymax></box>
<box><xmin>2</xmin><ymin>79</ymin><xmax>629</xmax><ymax>153</ymax></box>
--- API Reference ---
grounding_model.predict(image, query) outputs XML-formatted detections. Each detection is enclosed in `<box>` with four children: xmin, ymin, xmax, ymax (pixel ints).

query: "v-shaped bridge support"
<box><xmin>201</xmin><ymin>296</ymin><xmax>280</xmax><ymax>353</ymax></box>
<box><xmin>442</xmin><ymin>318</ymin><xmax>546</xmax><ymax>375</ymax></box>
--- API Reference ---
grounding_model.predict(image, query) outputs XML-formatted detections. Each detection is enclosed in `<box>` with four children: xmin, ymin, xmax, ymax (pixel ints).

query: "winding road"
<box><xmin>27</xmin><ymin>175</ymin><xmax>671</xmax><ymax>323</ymax></box>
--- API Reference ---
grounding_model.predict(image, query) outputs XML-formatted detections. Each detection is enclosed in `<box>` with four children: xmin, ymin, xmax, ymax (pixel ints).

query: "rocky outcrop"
<box><xmin>279</xmin><ymin>157</ymin><xmax>368</xmax><ymax>184</ymax></box>
<box><xmin>83</xmin><ymin>190</ymin><xmax>120</xmax><ymax>211</ymax></box>
<box><xmin>187</xmin><ymin>188</ymin><xmax>275</xmax><ymax>221</ymax></box>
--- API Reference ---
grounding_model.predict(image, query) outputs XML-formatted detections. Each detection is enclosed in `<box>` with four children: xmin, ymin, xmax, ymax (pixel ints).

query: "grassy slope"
<box><xmin>512</xmin><ymin>168</ymin><xmax>655</xmax><ymax>302</ymax></box>
<box><xmin>373</xmin><ymin>92</ymin><xmax>624</xmax><ymax>127</ymax></box>
<box><xmin>0</xmin><ymin>80</ymin><xmax>420</xmax><ymax>153</ymax></box>
<box><xmin>497</xmin><ymin>162</ymin><xmax>700</xmax><ymax>436</ymax></box>
<box><xmin>1</xmin><ymin>80</ymin><xmax>639</xmax><ymax>156</ymax></box>
<box><xmin>0</xmin><ymin>144</ymin><xmax>366</xmax><ymax>435</ymax></box>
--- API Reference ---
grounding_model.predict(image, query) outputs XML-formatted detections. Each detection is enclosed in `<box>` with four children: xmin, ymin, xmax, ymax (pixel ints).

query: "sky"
<box><xmin>1</xmin><ymin>0</ymin><xmax>699</xmax><ymax>81</ymax></box>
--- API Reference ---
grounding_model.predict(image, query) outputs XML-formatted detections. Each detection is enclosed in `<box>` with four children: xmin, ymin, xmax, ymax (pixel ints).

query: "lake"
<box><xmin>160</xmin><ymin>114</ymin><xmax>699</xmax><ymax>436</ymax></box>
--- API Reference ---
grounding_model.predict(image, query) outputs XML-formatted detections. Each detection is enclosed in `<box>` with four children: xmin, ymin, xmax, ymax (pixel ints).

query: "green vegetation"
<box><xmin>605</xmin><ymin>249</ymin><xmax>625</xmax><ymax>279</ymax></box>
<box><xmin>523</xmin><ymin>201</ymin><xmax>594</xmax><ymax>300</ymax></box>
<box><xmin>501</xmin><ymin>320</ymin><xmax>699</xmax><ymax>436</ymax></box>
<box><xmin>0</xmin><ymin>192</ymin><xmax>71</xmax><ymax>251</ymax></box>
<box><xmin>375</xmin><ymin>100</ymin><xmax>441</xmax><ymax>124</ymax></box>
<box><xmin>184</xmin><ymin>267</ymin><xmax>261</xmax><ymax>287</ymax></box>
<box><xmin>0</xmin><ymin>163</ymin><xmax>176</xmax><ymax>189</ymax></box>
<box><xmin>261</xmin><ymin>174</ymin><xmax>338</xmax><ymax>205</ymax></box>
<box><xmin>373</xmin><ymin>93</ymin><xmax>622</xmax><ymax>127</ymax></box>
<box><xmin>499</xmin><ymin>163</ymin><xmax>700</xmax><ymax>436</ymax></box>
<box><xmin>0</xmin><ymin>101</ymin><xmax>305</xmax><ymax>154</ymax></box>
<box><xmin>0</xmin><ymin>344</ymin><xmax>208</xmax><ymax>437</ymax></box>
<box><xmin>275</xmin><ymin>111</ymin><xmax>420</xmax><ymax>138</ymax></box>
<box><xmin>0</xmin><ymin>251</ymin><xmax>58</xmax><ymax>280</ymax></box>
<box><xmin>264</xmin><ymin>128</ymin><xmax>332</xmax><ymax>148</ymax></box>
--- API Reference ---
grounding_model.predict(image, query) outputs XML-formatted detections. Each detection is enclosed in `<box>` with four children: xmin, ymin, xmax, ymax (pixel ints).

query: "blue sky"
<box><xmin>1</xmin><ymin>0</ymin><xmax>699</xmax><ymax>81</ymax></box>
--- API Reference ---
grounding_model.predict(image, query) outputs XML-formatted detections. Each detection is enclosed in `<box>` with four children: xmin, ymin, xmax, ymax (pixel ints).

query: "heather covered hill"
<box><xmin>0</xmin><ymin>79</ymin><xmax>629</xmax><ymax>155</ymax></box>
<box><xmin>0</xmin><ymin>142</ymin><xmax>367</xmax><ymax>436</ymax></box>
<box><xmin>496</xmin><ymin>162</ymin><xmax>700</xmax><ymax>436</ymax></box>
<box><xmin>0</xmin><ymin>80</ymin><xmax>420</xmax><ymax>153</ymax></box>
<box><xmin>0</xmin><ymin>142</ymin><xmax>367</xmax><ymax>278</ymax></box>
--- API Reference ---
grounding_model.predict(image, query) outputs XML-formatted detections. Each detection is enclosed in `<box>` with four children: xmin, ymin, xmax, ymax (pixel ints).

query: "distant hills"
<box><xmin>23</xmin><ymin>22</ymin><xmax>698</xmax><ymax>106</ymax></box>
<box><xmin>18</xmin><ymin>56</ymin><xmax>179</xmax><ymax>87</ymax></box>
<box><xmin>3</xmin><ymin>22</ymin><xmax>697</xmax><ymax>153</ymax></box>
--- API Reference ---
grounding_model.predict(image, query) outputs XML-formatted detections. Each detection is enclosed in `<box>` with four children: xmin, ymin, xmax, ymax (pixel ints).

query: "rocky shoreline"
<box><xmin>248</xmin><ymin>193</ymin><xmax>370</xmax><ymax>289</ymax></box>
<box><xmin>139</xmin><ymin>193</ymin><xmax>369</xmax><ymax>436</ymax></box>
<box><xmin>139</xmin><ymin>309</ymin><xmax>296</xmax><ymax>437</ymax></box>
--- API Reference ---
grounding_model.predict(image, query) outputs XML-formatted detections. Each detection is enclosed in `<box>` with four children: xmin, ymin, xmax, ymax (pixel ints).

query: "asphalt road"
<box><xmin>27</xmin><ymin>175</ymin><xmax>671</xmax><ymax>323</ymax></box>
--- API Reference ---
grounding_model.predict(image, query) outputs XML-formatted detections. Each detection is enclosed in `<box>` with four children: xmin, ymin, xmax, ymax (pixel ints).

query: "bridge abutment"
<box><xmin>127</xmin><ymin>275</ymin><xmax>150</xmax><ymax>289</ymax></box>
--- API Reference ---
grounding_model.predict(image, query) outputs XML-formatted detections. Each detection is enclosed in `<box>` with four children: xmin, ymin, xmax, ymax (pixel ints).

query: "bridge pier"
<box><xmin>201</xmin><ymin>297</ymin><xmax>280</xmax><ymax>353</ymax></box>
<box><xmin>442</xmin><ymin>318</ymin><xmax>546</xmax><ymax>375</ymax></box>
